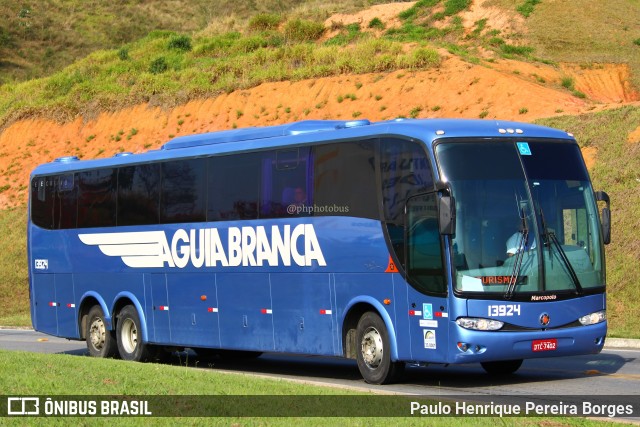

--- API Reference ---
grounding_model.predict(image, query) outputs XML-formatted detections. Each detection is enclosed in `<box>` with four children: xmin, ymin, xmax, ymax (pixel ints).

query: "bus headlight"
<box><xmin>456</xmin><ymin>317</ymin><xmax>504</xmax><ymax>331</ymax></box>
<box><xmin>578</xmin><ymin>310</ymin><xmax>606</xmax><ymax>326</ymax></box>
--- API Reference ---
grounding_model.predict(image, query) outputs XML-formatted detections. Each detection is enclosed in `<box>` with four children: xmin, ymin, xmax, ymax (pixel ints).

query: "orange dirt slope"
<box><xmin>1</xmin><ymin>2</ymin><xmax>638</xmax><ymax>208</ymax></box>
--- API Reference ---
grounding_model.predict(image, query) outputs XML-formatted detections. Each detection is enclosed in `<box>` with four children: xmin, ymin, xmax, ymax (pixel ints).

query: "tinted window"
<box><xmin>314</xmin><ymin>140</ymin><xmax>377</xmax><ymax>219</ymax></box>
<box><xmin>208</xmin><ymin>153</ymin><xmax>261</xmax><ymax>220</ymax></box>
<box><xmin>161</xmin><ymin>159</ymin><xmax>206</xmax><ymax>224</ymax></box>
<box><xmin>31</xmin><ymin>175</ymin><xmax>78</xmax><ymax>229</ymax></box>
<box><xmin>261</xmin><ymin>148</ymin><xmax>312</xmax><ymax>218</ymax></box>
<box><xmin>118</xmin><ymin>164</ymin><xmax>160</xmax><ymax>226</ymax></box>
<box><xmin>406</xmin><ymin>193</ymin><xmax>446</xmax><ymax>295</ymax></box>
<box><xmin>381</xmin><ymin>138</ymin><xmax>433</xmax><ymax>225</ymax></box>
<box><xmin>77</xmin><ymin>169</ymin><xmax>116</xmax><ymax>228</ymax></box>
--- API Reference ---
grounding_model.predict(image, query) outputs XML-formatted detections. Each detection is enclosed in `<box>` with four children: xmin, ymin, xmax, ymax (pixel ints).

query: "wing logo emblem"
<box><xmin>78</xmin><ymin>231</ymin><xmax>169</xmax><ymax>268</ymax></box>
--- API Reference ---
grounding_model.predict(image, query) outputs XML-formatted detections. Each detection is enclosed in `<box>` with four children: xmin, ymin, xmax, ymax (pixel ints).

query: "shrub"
<box><xmin>368</xmin><ymin>17</ymin><xmax>385</xmax><ymax>30</ymax></box>
<box><xmin>248</xmin><ymin>13</ymin><xmax>282</xmax><ymax>31</ymax></box>
<box><xmin>401</xmin><ymin>47</ymin><xmax>440</xmax><ymax>69</ymax></box>
<box><xmin>117</xmin><ymin>47</ymin><xmax>129</xmax><ymax>60</ymax></box>
<box><xmin>517</xmin><ymin>0</ymin><xmax>541</xmax><ymax>18</ymax></box>
<box><xmin>444</xmin><ymin>0</ymin><xmax>471</xmax><ymax>16</ymax></box>
<box><xmin>284</xmin><ymin>19</ymin><xmax>324</xmax><ymax>43</ymax></box>
<box><xmin>561</xmin><ymin>76</ymin><xmax>575</xmax><ymax>90</ymax></box>
<box><xmin>149</xmin><ymin>57</ymin><xmax>168</xmax><ymax>74</ymax></box>
<box><xmin>500</xmin><ymin>44</ymin><xmax>534</xmax><ymax>56</ymax></box>
<box><xmin>168</xmin><ymin>35</ymin><xmax>192</xmax><ymax>52</ymax></box>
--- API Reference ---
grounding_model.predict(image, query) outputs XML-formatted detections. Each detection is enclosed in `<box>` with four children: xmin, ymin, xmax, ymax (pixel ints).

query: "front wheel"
<box><xmin>481</xmin><ymin>359</ymin><xmax>523</xmax><ymax>375</ymax></box>
<box><xmin>116</xmin><ymin>305</ymin><xmax>154</xmax><ymax>362</ymax></box>
<box><xmin>86</xmin><ymin>305</ymin><xmax>117</xmax><ymax>358</ymax></box>
<box><xmin>355</xmin><ymin>311</ymin><xmax>404</xmax><ymax>384</ymax></box>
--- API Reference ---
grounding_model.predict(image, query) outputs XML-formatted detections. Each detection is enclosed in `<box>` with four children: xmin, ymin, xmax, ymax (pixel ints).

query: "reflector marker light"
<box><xmin>159</xmin><ymin>306</ymin><xmax>169</xmax><ymax>311</ymax></box>
<box><xmin>48</xmin><ymin>302</ymin><xmax>58</xmax><ymax>307</ymax></box>
<box><xmin>409</xmin><ymin>310</ymin><xmax>423</xmax><ymax>316</ymax></box>
<box><xmin>261</xmin><ymin>309</ymin><xmax>273</xmax><ymax>314</ymax></box>
<box><xmin>67</xmin><ymin>303</ymin><xmax>76</xmax><ymax>308</ymax></box>
<box><xmin>207</xmin><ymin>307</ymin><xmax>219</xmax><ymax>313</ymax></box>
<box><xmin>319</xmin><ymin>309</ymin><xmax>332</xmax><ymax>315</ymax></box>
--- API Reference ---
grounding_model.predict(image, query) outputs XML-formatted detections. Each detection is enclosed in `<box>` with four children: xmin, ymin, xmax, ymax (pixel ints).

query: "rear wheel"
<box><xmin>355</xmin><ymin>311</ymin><xmax>404</xmax><ymax>384</ymax></box>
<box><xmin>481</xmin><ymin>359</ymin><xmax>523</xmax><ymax>375</ymax></box>
<box><xmin>86</xmin><ymin>305</ymin><xmax>117</xmax><ymax>358</ymax></box>
<box><xmin>116</xmin><ymin>305</ymin><xmax>154</xmax><ymax>362</ymax></box>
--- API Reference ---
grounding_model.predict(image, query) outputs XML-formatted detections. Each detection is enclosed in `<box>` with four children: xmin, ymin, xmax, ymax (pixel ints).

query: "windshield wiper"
<box><xmin>505</xmin><ymin>201</ymin><xmax>529</xmax><ymax>300</ymax></box>
<box><xmin>539</xmin><ymin>207</ymin><xmax>583</xmax><ymax>294</ymax></box>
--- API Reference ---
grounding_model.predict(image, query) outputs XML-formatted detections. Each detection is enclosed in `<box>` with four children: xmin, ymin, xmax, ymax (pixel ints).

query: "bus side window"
<box><xmin>380</xmin><ymin>138</ymin><xmax>434</xmax><ymax>269</ymax></box>
<box><xmin>118</xmin><ymin>164</ymin><xmax>160</xmax><ymax>226</ymax></box>
<box><xmin>406</xmin><ymin>193</ymin><xmax>446</xmax><ymax>295</ymax></box>
<box><xmin>208</xmin><ymin>153</ymin><xmax>261</xmax><ymax>221</ymax></box>
<box><xmin>78</xmin><ymin>169</ymin><xmax>116</xmax><ymax>228</ymax></box>
<box><xmin>31</xmin><ymin>177</ymin><xmax>55</xmax><ymax>229</ymax></box>
<box><xmin>313</xmin><ymin>140</ymin><xmax>377</xmax><ymax>219</ymax></box>
<box><xmin>260</xmin><ymin>148</ymin><xmax>312</xmax><ymax>218</ymax></box>
<box><xmin>161</xmin><ymin>159</ymin><xmax>206</xmax><ymax>224</ymax></box>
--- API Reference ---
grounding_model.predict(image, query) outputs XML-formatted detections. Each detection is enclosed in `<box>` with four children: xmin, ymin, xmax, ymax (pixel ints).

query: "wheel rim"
<box><xmin>89</xmin><ymin>317</ymin><xmax>106</xmax><ymax>350</ymax></box>
<box><xmin>120</xmin><ymin>318</ymin><xmax>138</xmax><ymax>354</ymax></box>
<box><xmin>360</xmin><ymin>326</ymin><xmax>383</xmax><ymax>369</ymax></box>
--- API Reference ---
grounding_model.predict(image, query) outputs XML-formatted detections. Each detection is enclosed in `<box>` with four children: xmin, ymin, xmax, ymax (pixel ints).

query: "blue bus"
<box><xmin>28</xmin><ymin>118</ymin><xmax>610</xmax><ymax>384</ymax></box>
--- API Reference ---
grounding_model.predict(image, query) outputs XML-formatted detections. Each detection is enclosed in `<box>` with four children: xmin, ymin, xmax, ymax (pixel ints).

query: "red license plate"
<box><xmin>532</xmin><ymin>338</ymin><xmax>557</xmax><ymax>352</ymax></box>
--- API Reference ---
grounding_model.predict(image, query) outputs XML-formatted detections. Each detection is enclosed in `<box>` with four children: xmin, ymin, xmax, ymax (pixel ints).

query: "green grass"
<box><xmin>0</xmin><ymin>207</ymin><xmax>29</xmax><ymax>327</ymax></box>
<box><xmin>0</xmin><ymin>30</ymin><xmax>441</xmax><ymax>128</ymax></box>
<box><xmin>0</xmin><ymin>350</ymin><xmax>629</xmax><ymax>425</ymax></box>
<box><xmin>0</xmin><ymin>0</ymin><xmax>387</xmax><ymax>85</ymax></box>
<box><xmin>490</xmin><ymin>0</ymin><xmax>640</xmax><ymax>90</ymax></box>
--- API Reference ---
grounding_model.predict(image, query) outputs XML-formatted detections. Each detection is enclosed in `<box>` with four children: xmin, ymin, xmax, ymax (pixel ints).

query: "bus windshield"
<box><xmin>435</xmin><ymin>139</ymin><xmax>605</xmax><ymax>298</ymax></box>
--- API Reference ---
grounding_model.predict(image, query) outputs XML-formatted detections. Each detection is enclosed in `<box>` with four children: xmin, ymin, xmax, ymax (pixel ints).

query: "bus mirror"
<box><xmin>601</xmin><ymin>207</ymin><xmax>611</xmax><ymax>245</ymax></box>
<box><xmin>595</xmin><ymin>191</ymin><xmax>611</xmax><ymax>245</ymax></box>
<box><xmin>439</xmin><ymin>195</ymin><xmax>456</xmax><ymax>235</ymax></box>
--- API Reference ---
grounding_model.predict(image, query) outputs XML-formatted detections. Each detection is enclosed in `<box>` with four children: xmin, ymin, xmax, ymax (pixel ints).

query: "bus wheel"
<box><xmin>86</xmin><ymin>305</ymin><xmax>117</xmax><ymax>358</ymax></box>
<box><xmin>116</xmin><ymin>305</ymin><xmax>152</xmax><ymax>362</ymax></box>
<box><xmin>355</xmin><ymin>311</ymin><xmax>404</xmax><ymax>384</ymax></box>
<box><xmin>481</xmin><ymin>359</ymin><xmax>523</xmax><ymax>375</ymax></box>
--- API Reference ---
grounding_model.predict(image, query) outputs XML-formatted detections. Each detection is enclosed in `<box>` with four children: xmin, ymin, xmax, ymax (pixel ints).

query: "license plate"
<box><xmin>532</xmin><ymin>338</ymin><xmax>557</xmax><ymax>352</ymax></box>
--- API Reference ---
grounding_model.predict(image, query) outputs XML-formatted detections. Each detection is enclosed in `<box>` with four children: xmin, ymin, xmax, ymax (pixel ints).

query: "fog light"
<box><xmin>457</xmin><ymin>342</ymin><xmax>470</xmax><ymax>352</ymax></box>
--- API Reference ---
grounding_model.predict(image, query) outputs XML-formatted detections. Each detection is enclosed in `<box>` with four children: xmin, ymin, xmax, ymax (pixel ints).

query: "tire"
<box><xmin>86</xmin><ymin>305</ymin><xmax>117</xmax><ymax>358</ymax></box>
<box><xmin>355</xmin><ymin>311</ymin><xmax>404</xmax><ymax>384</ymax></box>
<box><xmin>481</xmin><ymin>359</ymin><xmax>523</xmax><ymax>375</ymax></box>
<box><xmin>116</xmin><ymin>305</ymin><xmax>154</xmax><ymax>362</ymax></box>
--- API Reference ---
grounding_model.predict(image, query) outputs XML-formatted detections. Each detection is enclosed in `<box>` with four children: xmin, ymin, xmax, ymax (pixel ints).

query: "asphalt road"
<box><xmin>2</xmin><ymin>328</ymin><xmax>639</xmax><ymax>400</ymax></box>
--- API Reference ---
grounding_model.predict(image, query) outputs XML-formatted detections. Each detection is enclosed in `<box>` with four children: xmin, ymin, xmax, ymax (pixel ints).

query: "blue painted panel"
<box><xmin>55</xmin><ymin>274</ymin><xmax>78</xmax><ymax>338</ymax></box>
<box><xmin>467</xmin><ymin>294</ymin><xmax>605</xmax><ymax>328</ymax></box>
<box><xmin>32</xmin><ymin>274</ymin><xmax>57</xmax><ymax>335</ymax></box>
<box><xmin>148</xmin><ymin>274</ymin><xmax>171</xmax><ymax>343</ymax></box>
<box><xmin>405</xmin><ymin>287</ymin><xmax>449</xmax><ymax>363</ymax></box>
<box><xmin>166</xmin><ymin>273</ymin><xmax>219</xmax><ymax>347</ymax></box>
<box><xmin>270</xmin><ymin>273</ymin><xmax>335</xmax><ymax>355</ymax></box>
<box><xmin>217</xmin><ymin>273</ymin><xmax>274</xmax><ymax>351</ymax></box>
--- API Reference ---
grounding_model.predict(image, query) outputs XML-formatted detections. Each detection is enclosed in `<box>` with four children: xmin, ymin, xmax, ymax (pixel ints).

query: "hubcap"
<box><xmin>89</xmin><ymin>317</ymin><xmax>106</xmax><ymax>350</ymax></box>
<box><xmin>121</xmin><ymin>318</ymin><xmax>138</xmax><ymax>354</ymax></box>
<box><xmin>361</xmin><ymin>326</ymin><xmax>383</xmax><ymax>368</ymax></box>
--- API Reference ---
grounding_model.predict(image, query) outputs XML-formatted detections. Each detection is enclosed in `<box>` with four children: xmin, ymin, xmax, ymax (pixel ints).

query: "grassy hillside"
<box><xmin>0</xmin><ymin>0</ymin><xmax>386</xmax><ymax>84</ymax></box>
<box><xmin>488</xmin><ymin>0</ymin><xmax>640</xmax><ymax>90</ymax></box>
